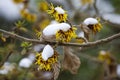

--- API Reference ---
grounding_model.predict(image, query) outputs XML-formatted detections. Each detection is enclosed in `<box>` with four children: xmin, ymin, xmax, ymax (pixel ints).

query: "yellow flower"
<box><xmin>20</xmin><ymin>9</ymin><xmax>36</xmax><ymax>22</ymax></box>
<box><xmin>88</xmin><ymin>23</ymin><xmax>102</xmax><ymax>34</ymax></box>
<box><xmin>38</xmin><ymin>1</ymin><xmax>49</xmax><ymax>12</ymax></box>
<box><xmin>76</xmin><ymin>38</ymin><xmax>85</xmax><ymax>44</ymax></box>
<box><xmin>98</xmin><ymin>50</ymin><xmax>112</xmax><ymax>65</ymax></box>
<box><xmin>35</xmin><ymin>31</ymin><xmax>41</xmax><ymax>39</ymax></box>
<box><xmin>13</xmin><ymin>0</ymin><xmax>24</xmax><ymax>4</ymax></box>
<box><xmin>1</xmin><ymin>37</ymin><xmax>6</xmax><ymax>42</ymax></box>
<box><xmin>0</xmin><ymin>34</ymin><xmax>6</xmax><ymax>42</ymax></box>
<box><xmin>47</xmin><ymin>4</ymin><xmax>68</xmax><ymax>22</ymax></box>
<box><xmin>56</xmin><ymin>27</ymin><xmax>77</xmax><ymax>42</ymax></box>
<box><xmin>35</xmin><ymin>51</ymin><xmax>58</xmax><ymax>71</ymax></box>
<box><xmin>38</xmin><ymin>19</ymin><xmax>50</xmax><ymax>30</ymax></box>
<box><xmin>96</xmin><ymin>23</ymin><xmax>102</xmax><ymax>32</ymax></box>
<box><xmin>81</xmin><ymin>0</ymin><xmax>94</xmax><ymax>5</ymax></box>
<box><xmin>84</xmin><ymin>18</ymin><xmax>102</xmax><ymax>34</ymax></box>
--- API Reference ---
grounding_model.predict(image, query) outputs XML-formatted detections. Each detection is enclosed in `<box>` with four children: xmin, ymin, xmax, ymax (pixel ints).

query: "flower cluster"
<box><xmin>42</xmin><ymin>23</ymin><xmax>77</xmax><ymax>42</ymax></box>
<box><xmin>56</xmin><ymin>27</ymin><xmax>77</xmax><ymax>42</ymax></box>
<box><xmin>35</xmin><ymin>2</ymin><xmax>103</xmax><ymax>75</ymax></box>
<box><xmin>35</xmin><ymin>45</ymin><xmax>58</xmax><ymax>71</ymax></box>
<box><xmin>83</xmin><ymin>18</ymin><xmax>102</xmax><ymax>34</ymax></box>
<box><xmin>20</xmin><ymin>9</ymin><xmax>36</xmax><ymax>22</ymax></box>
<box><xmin>38</xmin><ymin>1</ymin><xmax>48</xmax><ymax>12</ymax></box>
<box><xmin>47</xmin><ymin>4</ymin><xmax>68</xmax><ymax>22</ymax></box>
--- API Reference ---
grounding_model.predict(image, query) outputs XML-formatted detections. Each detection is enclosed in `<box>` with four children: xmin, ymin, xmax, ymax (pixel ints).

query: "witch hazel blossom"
<box><xmin>47</xmin><ymin>4</ymin><xmax>67</xmax><ymax>22</ymax></box>
<box><xmin>35</xmin><ymin>44</ymin><xmax>58</xmax><ymax>71</ymax></box>
<box><xmin>83</xmin><ymin>17</ymin><xmax>102</xmax><ymax>33</ymax></box>
<box><xmin>99</xmin><ymin>50</ymin><xmax>106</xmax><ymax>55</ymax></box>
<box><xmin>42</xmin><ymin>22</ymin><xmax>77</xmax><ymax>42</ymax></box>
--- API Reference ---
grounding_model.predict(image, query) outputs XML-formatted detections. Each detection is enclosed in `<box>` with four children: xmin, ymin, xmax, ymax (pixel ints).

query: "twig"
<box><xmin>78</xmin><ymin>53</ymin><xmax>102</xmax><ymax>63</ymax></box>
<box><xmin>0</xmin><ymin>29</ymin><xmax>120</xmax><ymax>47</ymax></box>
<box><xmin>93</xmin><ymin>0</ymin><xmax>99</xmax><ymax>15</ymax></box>
<box><xmin>104</xmin><ymin>62</ymin><xmax>111</xmax><ymax>80</ymax></box>
<box><xmin>76</xmin><ymin>37</ymin><xmax>88</xmax><ymax>43</ymax></box>
<box><xmin>0</xmin><ymin>51</ymin><xmax>13</xmax><ymax>67</ymax></box>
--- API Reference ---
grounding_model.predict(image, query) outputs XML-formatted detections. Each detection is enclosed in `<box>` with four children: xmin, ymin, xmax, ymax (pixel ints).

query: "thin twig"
<box><xmin>93</xmin><ymin>0</ymin><xmax>99</xmax><ymax>15</ymax></box>
<box><xmin>76</xmin><ymin>37</ymin><xmax>88</xmax><ymax>43</ymax></box>
<box><xmin>78</xmin><ymin>53</ymin><xmax>102</xmax><ymax>63</ymax></box>
<box><xmin>0</xmin><ymin>29</ymin><xmax>120</xmax><ymax>47</ymax></box>
<box><xmin>104</xmin><ymin>62</ymin><xmax>111</xmax><ymax>80</ymax></box>
<box><xmin>0</xmin><ymin>51</ymin><xmax>13</xmax><ymax>67</ymax></box>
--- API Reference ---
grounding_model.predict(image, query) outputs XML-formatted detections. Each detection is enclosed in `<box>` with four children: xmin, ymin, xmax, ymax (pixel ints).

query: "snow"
<box><xmin>102</xmin><ymin>13</ymin><xmax>120</xmax><ymax>25</ymax></box>
<box><xmin>117</xmin><ymin>64</ymin><xmax>120</xmax><ymax>77</ymax></box>
<box><xmin>50</xmin><ymin>20</ymin><xmax>59</xmax><ymax>24</ymax></box>
<box><xmin>0</xmin><ymin>62</ymin><xmax>15</xmax><ymax>75</ymax></box>
<box><xmin>83</xmin><ymin>18</ymin><xmax>98</xmax><ymax>25</ymax></box>
<box><xmin>41</xmin><ymin>44</ymin><xmax>54</xmax><ymax>61</ymax></box>
<box><xmin>19</xmin><ymin>58</ymin><xmax>32</xmax><ymax>68</ymax></box>
<box><xmin>0</xmin><ymin>69</ymin><xmax>8</xmax><ymax>75</ymax></box>
<box><xmin>99</xmin><ymin>50</ymin><xmax>106</xmax><ymax>55</ymax></box>
<box><xmin>78</xmin><ymin>31</ymin><xmax>84</xmax><ymax>37</ymax></box>
<box><xmin>43</xmin><ymin>72</ymin><xmax>53</xmax><ymax>79</ymax></box>
<box><xmin>33</xmin><ymin>44</ymin><xmax>45</xmax><ymax>52</ymax></box>
<box><xmin>28</xmin><ymin>53</ymin><xmax>35</xmax><ymax>62</ymax></box>
<box><xmin>19</xmin><ymin>53</ymin><xmax>36</xmax><ymax>68</ymax></box>
<box><xmin>0</xmin><ymin>0</ymin><xmax>24</xmax><ymax>21</ymax></box>
<box><xmin>43</xmin><ymin>23</ymin><xmax>71</xmax><ymax>36</ymax></box>
<box><xmin>55</xmin><ymin>7</ymin><xmax>65</xmax><ymax>14</ymax></box>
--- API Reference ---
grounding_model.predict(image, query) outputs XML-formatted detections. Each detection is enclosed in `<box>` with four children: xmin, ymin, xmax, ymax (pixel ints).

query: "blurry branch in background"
<box><xmin>93</xmin><ymin>0</ymin><xmax>120</xmax><ymax>27</ymax></box>
<box><xmin>0</xmin><ymin>28</ymin><xmax>120</xmax><ymax>47</ymax></box>
<box><xmin>78</xmin><ymin>53</ymin><xmax>102</xmax><ymax>64</ymax></box>
<box><xmin>0</xmin><ymin>51</ymin><xmax>13</xmax><ymax>67</ymax></box>
<box><xmin>93</xmin><ymin>0</ymin><xmax>99</xmax><ymax>15</ymax></box>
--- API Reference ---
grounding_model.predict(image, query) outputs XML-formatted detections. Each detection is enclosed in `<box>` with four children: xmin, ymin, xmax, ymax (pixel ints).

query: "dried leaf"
<box><xmin>80</xmin><ymin>24</ymin><xmax>90</xmax><ymax>40</ymax></box>
<box><xmin>52</xmin><ymin>62</ymin><xmax>61</xmax><ymax>80</ymax></box>
<box><xmin>62</xmin><ymin>47</ymin><xmax>81</xmax><ymax>74</ymax></box>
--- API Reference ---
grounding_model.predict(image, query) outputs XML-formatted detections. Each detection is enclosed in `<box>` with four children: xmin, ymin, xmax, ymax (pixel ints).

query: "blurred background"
<box><xmin>0</xmin><ymin>0</ymin><xmax>120</xmax><ymax>80</ymax></box>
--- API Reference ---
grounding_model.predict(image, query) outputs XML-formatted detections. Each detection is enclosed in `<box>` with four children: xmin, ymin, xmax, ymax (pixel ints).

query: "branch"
<box><xmin>76</xmin><ymin>37</ymin><xmax>88</xmax><ymax>43</ymax></box>
<box><xmin>0</xmin><ymin>29</ymin><xmax>120</xmax><ymax>47</ymax></box>
<box><xmin>0</xmin><ymin>51</ymin><xmax>13</xmax><ymax>67</ymax></box>
<box><xmin>93</xmin><ymin>0</ymin><xmax>99</xmax><ymax>15</ymax></box>
<box><xmin>78</xmin><ymin>53</ymin><xmax>102</xmax><ymax>64</ymax></box>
